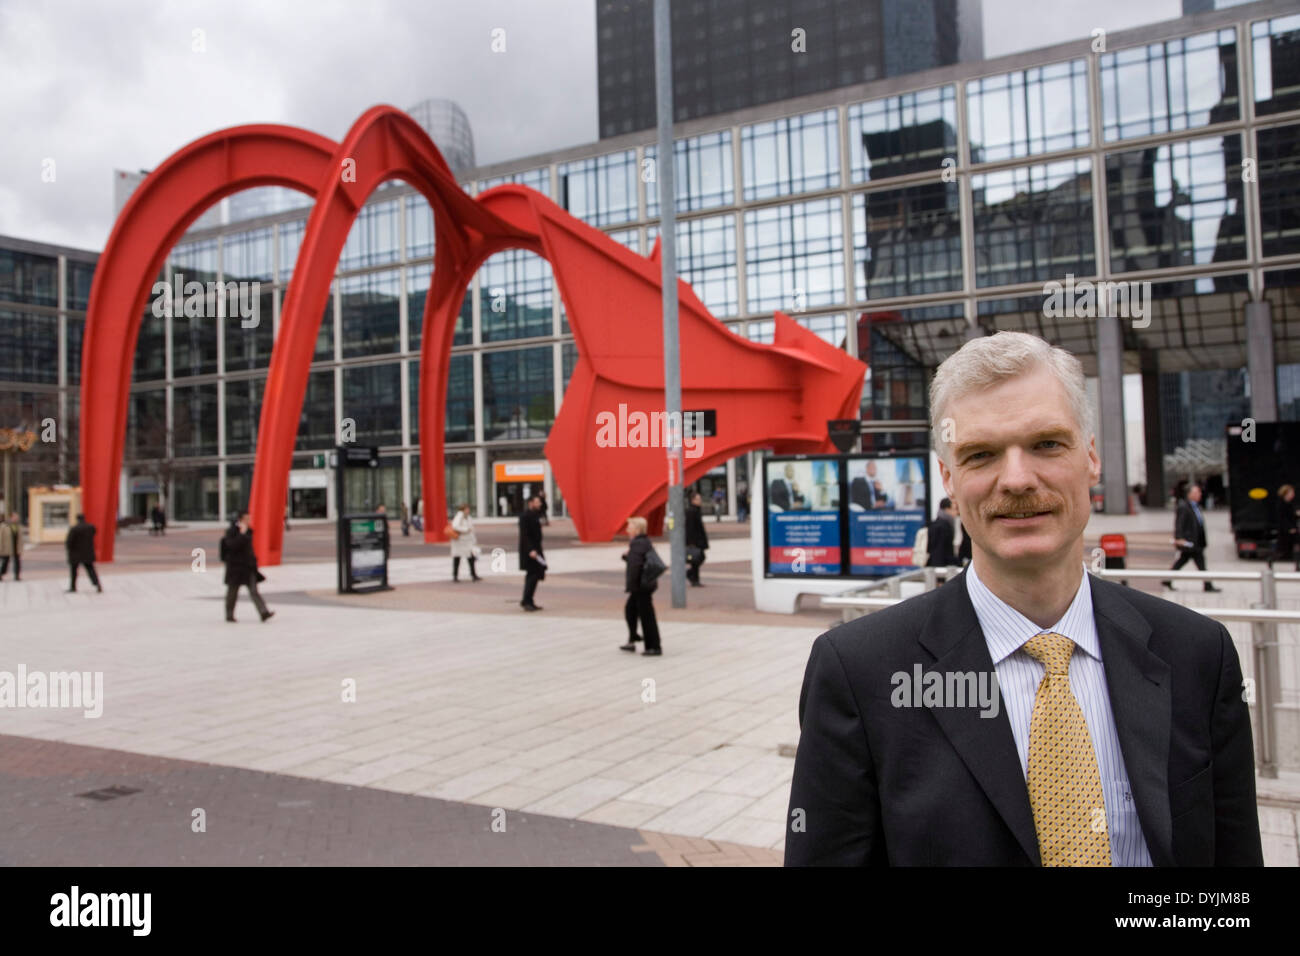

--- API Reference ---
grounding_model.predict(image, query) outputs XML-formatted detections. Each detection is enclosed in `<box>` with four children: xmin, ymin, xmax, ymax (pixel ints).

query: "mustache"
<box><xmin>982</xmin><ymin>496</ymin><xmax>1059</xmax><ymax>519</ymax></box>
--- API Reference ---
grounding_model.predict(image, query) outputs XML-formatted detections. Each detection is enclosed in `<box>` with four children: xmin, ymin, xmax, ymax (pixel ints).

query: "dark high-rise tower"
<box><xmin>596</xmin><ymin>0</ymin><xmax>980</xmax><ymax>139</ymax></box>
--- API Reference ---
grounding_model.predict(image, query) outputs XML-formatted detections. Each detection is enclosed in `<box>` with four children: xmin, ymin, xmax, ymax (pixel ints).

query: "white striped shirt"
<box><xmin>966</xmin><ymin>562</ymin><xmax>1153</xmax><ymax>867</ymax></box>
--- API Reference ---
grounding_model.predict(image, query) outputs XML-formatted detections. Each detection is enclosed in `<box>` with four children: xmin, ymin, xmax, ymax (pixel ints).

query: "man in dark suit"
<box><xmin>220</xmin><ymin>512</ymin><xmax>274</xmax><ymax>622</ymax></box>
<box><xmin>769</xmin><ymin>463</ymin><xmax>800</xmax><ymax>511</ymax></box>
<box><xmin>786</xmin><ymin>331</ymin><xmax>1261</xmax><ymax>867</ymax></box>
<box><xmin>64</xmin><ymin>514</ymin><xmax>102</xmax><ymax>593</ymax></box>
<box><xmin>518</xmin><ymin>493</ymin><xmax>545</xmax><ymax>611</ymax></box>
<box><xmin>684</xmin><ymin>491</ymin><xmax>709</xmax><ymax>586</ymax></box>
<box><xmin>1162</xmin><ymin>483</ymin><xmax>1221</xmax><ymax>593</ymax></box>
<box><xmin>925</xmin><ymin>498</ymin><xmax>957</xmax><ymax>567</ymax></box>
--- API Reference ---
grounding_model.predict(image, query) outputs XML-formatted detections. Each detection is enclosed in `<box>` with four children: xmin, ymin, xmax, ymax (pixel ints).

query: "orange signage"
<box><xmin>494</xmin><ymin>461</ymin><xmax>546</xmax><ymax>483</ymax></box>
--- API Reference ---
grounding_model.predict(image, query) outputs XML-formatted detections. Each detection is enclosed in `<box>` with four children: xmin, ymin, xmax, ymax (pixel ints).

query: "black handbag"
<box><xmin>685</xmin><ymin>545</ymin><xmax>703</xmax><ymax>566</ymax></box>
<box><xmin>640</xmin><ymin>546</ymin><xmax>667</xmax><ymax>589</ymax></box>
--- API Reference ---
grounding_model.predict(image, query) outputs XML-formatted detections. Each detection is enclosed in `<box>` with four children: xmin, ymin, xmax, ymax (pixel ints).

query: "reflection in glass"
<box><xmin>849</xmin><ymin>86</ymin><xmax>957</xmax><ymax>182</ymax></box>
<box><xmin>340</xmin><ymin>270</ymin><xmax>400</xmax><ymax>358</ymax></box>
<box><xmin>406</xmin><ymin>195</ymin><xmax>434</xmax><ymax>260</ymax></box>
<box><xmin>479</xmin><ymin>167</ymin><xmax>550</xmax><ymax>198</ymax></box>
<box><xmin>647</xmin><ymin>215</ymin><xmax>738</xmax><ymax>317</ymax></box>
<box><xmin>224</xmin><ymin>377</ymin><xmax>264</xmax><ymax>455</ymax></box>
<box><xmin>407</xmin><ymin>263</ymin><xmax>471</xmax><ymax>350</ymax></box>
<box><xmin>967</xmin><ymin>60</ymin><xmax>1089</xmax><ymax>163</ymax></box>
<box><xmin>744</xmin><ymin>198</ymin><xmax>844</xmax><ymax>313</ymax></box>
<box><xmin>410</xmin><ymin>354</ymin><xmax>474</xmax><ymax>443</ymax></box>
<box><xmin>0</xmin><ymin>311</ymin><xmax>58</xmax><ymax>384</ymax></box>
<box><xmin>339</xmin><ymin>200</ymin><xmax>400</xmax><ymax>271</ymax></box>
<box><xmin>482</xmin><ymin>346</ymin><xmax>554</xmax><ymax>440</ymax></box>
<box><xmin>173</xmin><ymin>383</ymin><xmax>219</xmax><ymax>457</ymax></box>
<box><xmin>742</xmin><ymin>109</ymin><xmax>839</xmax><ymax>200</ymax></box>
<box><xmin>1257</xmin><ymin>123</ymin><xmax>1300</xmax><ymax>257</ymax></box>
<box><xmin>0</xmin><ymin>250</ymin><xmax>58</xmax><ymax>306</ymax></box>
<box><xmin>646</xmin><ymin>130</ymin><xmax>734</xmax><ymax>215</ymax></box>
<box><xmin>558</xmin><ymin>151</ymin><xmax>637</xmax><ymax>226</ymax></box>
<box><xmin>343</xmin><ymin>363</ymin><xmax>402</xmax><ymax>446</ymax></box>
<box><xmin>1107</xmin><ymin>134</ymin><xmax>1245</xmax><ymax>272</ymax></box>
<box><xmin>224</xmin><ymin>287</ymin><xmax>274</xmax><ymax>371</ymax></box>
<box><xmin>297</xmin><ymin>370</ymin><xmax>335</xmax><ymax>448</ymax></box>
<box><xmin>1100</xmin><ymin>30</ymin><xmax>1238</xmax><ymax>141</ymax></box>
<box><xmin>1253</xmin><ymin>14</ymin><xmax>1300</xmax><ymax>116</ymax></box>
<box><xmin>222</xmin><ymin>227</ymin><xmax>273</xmax><ymax>282</ymax></box>
<box><xmin>972</xmin><ymin>158</ymin><xmax>1094</xmax><ymax>288</ymax></box>
<box><xmin>480</xmin><ymin>250</ymin><xmax>553</xmax><ymax>342</ymax></box>
<box><xmin>854</xmin><ymin>182</ymin><xmax>962</xmax><ymax>300</ymax></box>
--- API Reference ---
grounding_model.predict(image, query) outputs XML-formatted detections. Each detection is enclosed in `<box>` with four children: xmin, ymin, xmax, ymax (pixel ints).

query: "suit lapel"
<box><xmin>1089</xmin><ymin>576</ymin><xmax>1174</xmax><ymax>866</ymax></box>
<box><xmin>918</xmin><ymin>571</ymin><xmax>1042</xmax><ymax>865</ymax></box>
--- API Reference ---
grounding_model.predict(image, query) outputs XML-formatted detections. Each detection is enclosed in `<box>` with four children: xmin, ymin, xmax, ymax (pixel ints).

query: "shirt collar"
<box><xmin>965</xmin><ymin>561</ymin><xmax>1099</xmax><ymax>665</ymax></box>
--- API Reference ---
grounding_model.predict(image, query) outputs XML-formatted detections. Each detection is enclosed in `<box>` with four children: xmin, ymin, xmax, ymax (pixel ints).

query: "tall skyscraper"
<box><xmin>596</xmin><ymin>0</ymin><xmax>982</xmax><ymax>138</ymax></box>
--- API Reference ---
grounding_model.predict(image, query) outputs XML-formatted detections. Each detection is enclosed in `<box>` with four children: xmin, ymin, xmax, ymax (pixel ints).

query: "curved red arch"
<box><xmin>83</xmin><ymin>105</ymin><xmax>866</xmax><ymax>566</ymax></box>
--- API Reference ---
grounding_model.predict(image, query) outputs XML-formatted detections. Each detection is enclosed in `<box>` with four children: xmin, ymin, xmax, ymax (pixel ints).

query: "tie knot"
<box><xmin>1023</xmin><ymin>632</ymin><xmax>1075</xmax><ymax>675</ymax></box>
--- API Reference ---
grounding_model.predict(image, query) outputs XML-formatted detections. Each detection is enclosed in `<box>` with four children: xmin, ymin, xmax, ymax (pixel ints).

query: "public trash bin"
<box><xmin>1100</xmin><ymin>533</ymin><xmax>1128</xmax><ymax>586</ymax></box>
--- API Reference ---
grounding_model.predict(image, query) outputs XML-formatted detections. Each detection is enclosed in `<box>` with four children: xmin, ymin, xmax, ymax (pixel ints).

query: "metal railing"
<box><xmin>823</xmin><ymin>566</ymin><xmax>1300</xmax><ymax>779</ymax></box>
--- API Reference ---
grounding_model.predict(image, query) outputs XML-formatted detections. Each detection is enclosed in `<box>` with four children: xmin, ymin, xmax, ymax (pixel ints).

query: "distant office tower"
<box><xmin>596</xmin><ymin>0</ymin><xmax>982</xmax><ymax>138</ymax></box>
<box><xmin>406</xmin><ymin>98</ymin><xmax>476</xmax><ymax>175</ymax></box>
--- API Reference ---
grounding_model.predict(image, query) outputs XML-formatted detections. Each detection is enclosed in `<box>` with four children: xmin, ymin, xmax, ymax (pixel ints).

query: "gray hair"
<box><xmin>930</xmin><ymin>331</ymin><xmax>1093</xmax><ymax>463</ymax></box>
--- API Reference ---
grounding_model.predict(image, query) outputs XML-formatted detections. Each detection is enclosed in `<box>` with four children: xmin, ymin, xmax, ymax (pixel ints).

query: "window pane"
<box><xmin>0</xmin><ymin>250</ymin><xmax>58</xmax><ymax>306</ymax></box>
<box><xmin>407</xmin><ymin>263</ymin><xmax>471</xmax><ymax>351</ymax></box>
<box><xmin>854</xmin><ymin>182</ymin><xmax>963</xmax><ymax>300</ymax></box>
<box><xmin>406</xmin><ymin>195</ymin><xmax>435</xmax><ymax>260</ymax></box>
<box><xmin>339</xmin><ymin>200</ymin><xmax>400</xmax><ymax>271</ymax></box>
<box><xmin>224</xmin><ymin>286</ymin><xmax>274</xmax><ymax>371</ymax></box>
<box><xmin>126</xmin><ymin>388</ymin><xmax>167</xmax><ymax>458</ymax></box>
<box><xmin>342</xmin><ymin>363</ymin><xmax>402</xmax><ymax>446</ymax></box>
<box><xmin>173</xmin><ymin>383</ymin><xmax>219</xmax><ymax>457</ymax></box>
<box><xmin>411</xmin><ymin>354</ymin><xmax>474</xmax><ymax>443</ymax></box>
<box><xmin>1100</xmin><ymin>30</ymin><xmax>1238</xmax><ymax>141</ymax></box>
<box><xmin>480</xmin><ymin>250</ymin><xmax>553</xmax><ymax>342</ymax></box>
<box><xmin>479</xmin><ymin>167</ymin><xmax>551</xmax><ymax>198</ymax></box>
<box><xmin>744</xmin><ymin>198</ymin><xmax>845</xmax><ymax>313</ymax></box>
<box><xmin>849</xmin><ymin>86</ymin><xmax>958</xmax><ymax>182</ymax></box>
<box><xmin>558</xmin><ymin>151</ymin><xmax>637</xmax><ymax>226</ymax></box>
<box><xmin>224</xmin><ymin>377</ymin><xmax>264</xmax><ymax>456</ymax></box>
<box><xmin>1253</xmin><ymin>14</ymin><xmax>1300</xmax><ymax>116</ymax></box>
<box><xmin>0</xmin><ymin>310</ymin><xmax>58</xmax><ymax>383</ymax></box>
<box><xmin>296</xmin><ymin>370</ymin><xmax>335</xmax><ymax>449</ymax></box>
<box><xmin>972</xmin><ymin>158</ymin><xmax>1095</xmax><ymax>287</ymax></box>
<box><xmin>646</xmin><ymin>130</ymin><xmax>734</xmax><ymax>216</ymax></box>
<box><xmin>340</xmin><ymin>269</ymin><xmax>401</xmax><ymax>358</ymax></box>
<box><xmin>482</xmin><ymin>346</ymin><xmax>554</xmax><ymax>440</ymax></box>
<box><xmin>1107</xmin><ymin>134</ymin><xmax>1245</xmax><ymax>272</ymax></box>
<box><xmin>647</xmin><ymin>214</ymin><xmax>739</xmax><ymax>316</ymax></box>
<box><xmin>742</xmin><ymin>108</ymin><xmax>840</xmax><ymax>200</ymax></box>
<box><xmin>134</xmin><ymin>304</ymin><xmax>167</xmax><ymax>382</ymax></box>
<box><xmin>1258</xmin><ymin>122</ymin><xmax>1300</xmax><ymax>257</ymax></box>
<box><xmin>278</xmin><ymin>220</ymin><xmax>305</xmax><ymax>281</ymax></box>
<box><xmin>968</xmin><ymin>60</ymin><xmax>1090</xmax><ymax>162</ymax></box>
<box><xmin>222</xmin><ymin>227</ymin><xmax>273</xmax><ymax>282</ymax></box>
<box><xmin>68</xmin><ymin>261</ymin><xmax>96</xmax><ymax>310</ymax></box>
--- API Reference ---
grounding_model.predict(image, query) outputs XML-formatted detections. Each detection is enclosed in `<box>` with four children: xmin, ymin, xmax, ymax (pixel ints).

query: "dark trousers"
<box><xmin>624</xmin><ymin>589</ymin><xmax>661</xmax><ymax>650</ymax></box>
<box><xmin>686</xmin><ymin>548</ymin><xmax>706</xmax><ymax>583</ymax></box>
<box><xmin>225</xmin><ymin>580</ymin><xmax>269</xmax><ymax>619</ymax></box>
<box><xmin>69</xmin><ymin>561</ymin><xmax>100</xmax><ymax>590</ymax></box>
<box><xmin>522</xmin><ymin>570</ymin><xmax>541</xmax><ymax>607</ymax></box>
<box><xmin>452</xmin><ymin>556</ymin><xmax>478</xmax><ymax>579</ymax></box>
<box><xmin>1169</xmin><ymin>547</ymin><xmax>1216</xmax><ymax>589</ymax></box>
<box><xmin>0</xmin><ymin>555</ymin><xmax>19</xmax><ymax>579</ymax></box>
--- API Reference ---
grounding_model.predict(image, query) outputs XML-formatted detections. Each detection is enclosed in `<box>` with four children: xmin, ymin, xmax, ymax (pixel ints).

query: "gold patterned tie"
<box><xmin>1022</xmin><ymin>632</ymin><xmax>1112</xmax><ymax>867</ymax></box>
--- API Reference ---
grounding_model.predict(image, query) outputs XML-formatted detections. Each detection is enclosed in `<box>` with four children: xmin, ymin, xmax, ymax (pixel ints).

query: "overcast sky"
<box><xmin>1</xmin><ymin>0</ymin><xmax>1183</xmax><ymax>251</ymax></box>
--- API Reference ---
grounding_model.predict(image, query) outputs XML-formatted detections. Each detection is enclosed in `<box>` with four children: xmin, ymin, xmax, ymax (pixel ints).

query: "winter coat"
<box><xmin>518</xmin><ymin>509</ymin><xmax>545</xmax><ymax>575</ymax></box>
<box><xmin>221</xmin><ymin>526</ymin><xmax>261</xmax><ymax>587</ymax></box>
<box><xmin>450</xmin><ymin>510</ymin><xmax>477</xmax><ymax>559</ymax></box>
<box><xmin>0</xmin><ymin>520</ymin><xmax>21</xmax><ymax>557</ymax></box>
<box><xmin>623</xmin><ymin>533</ymin><xmax>657</xmax><ymax>594</ymax></box>
<box><xmin>65</xmin><ymin>521</ymin><xmax>96</xmax><ymax>565</ymax></box>
<box><xmin>685</xmin><ymin>505</ymin><xmax>709</xmax><ymax>550</ymax></box>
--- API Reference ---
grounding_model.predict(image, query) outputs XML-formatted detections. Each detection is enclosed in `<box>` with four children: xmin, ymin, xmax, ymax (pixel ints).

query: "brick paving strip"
<box><xmin>0</xmin><ymin>735</ymin><xmax>778</xmax><ymax>866</ymax></box>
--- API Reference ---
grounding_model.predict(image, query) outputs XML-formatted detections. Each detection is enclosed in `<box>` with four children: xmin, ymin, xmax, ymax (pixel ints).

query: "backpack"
<box><xmin>911</xmin><ymin>525</ymin><xmax>929</xmax><ymax>567</ymax></box>
<box><xmin>640</xmin><ymin>545</ymin><xmax>667</xmax><ymax>589</ymax></box>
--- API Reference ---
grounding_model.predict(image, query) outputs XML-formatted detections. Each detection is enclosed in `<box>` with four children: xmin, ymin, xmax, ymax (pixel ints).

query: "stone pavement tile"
<box><xmin>579</xmin><ymin>799</ymin><xmax>666</xmax><ymax>829</ymax></box>
<box><xmin>619</xmin><ymin>768</ymin><xmax>724</xmax><ymax>807</ymax></box>
<box><xmin>462</xmin><ymin>784</ymin><xmax>553</xmax><ymax>811</ymax></box>
<box><xmin>579</xmin><ymin>734</ymin><xmax>672</xmax><ymax>765</ymax></box>
<box><xmin>656</xmin><ymin>728</ymin><xmax>739</xmax><ymax>756</ymax></box>
<box><xmin>432</xmin><ymin>764</ymin><xmax>533</xmax><ymax>801</ymax></box>
<box><xmin>704</xmin><ymin>706</ymin><xmax>781</xmax><ymax>735</ymax></box>
<box><xmin>410</xmin><ymin>729</ymin><xmax>504</xmax><ymax>759</ymax></box>
<box><xmin>510</xmin><ymin>757</ymin><xmax>613</xmax><ymax>793</ymax></box>
<box><xmin>742</xmin><ymin>780</ymin><xmax>794</xmax><ymax>821</ymax></box>
<box><xmin>359</xmin><ymin>769</ymin><xmax>449</xmax><ymax>795</ymax></box>
<box><xmin>239</xmin><ymin>742</ymin><xmax>358</xmax><ymax>774</ymax></box>
<box><xmin>1259</xmin><ymin>805</ymin><xmax>1297</xmax><ymax>837</ymax></box>
<box><xmin>279</xmin><ymin>757</ymin><xmax>357</xmax><ymax>779</ymax></box>
<box><xmin>641</xmin><ymin>791</ymin><xmax>757</xmax><ymax>838</ymax></box>
<box><xmin>1262</xmin><ymin>831</ymin><xmax>1298</xmax><ymax>867</ymax></box>
<box><xmin>677</xmin><ymin>744</ymin><xmax>770</xmax><ymax>776</ymax></box>
<box><xmin>522</xmin><ymin>777</ymin><xmax>634</xmax><ymax>818</ymax></box>
<box><xmin>705</xmin><ymin>814</ymin><xmax>787</xmax><ymax>849</ymax></box>
<box><xmin>710</xmin><ymin>753</ymin><xmax>796</xmax><ymax>797</ymax></box>
<box><xmin>416</xmin><ymin>745</ymin><xmax>517</xmax><ymax>777</ymax></box>
<box><xmin>502</xmin><ymin>736</ymin><xmax>605</xmax><ymax>769</ymax></box>
<box><xmin>602</xmin><ymin>748</ymin><xmax>694</xmax><ymax>784</ymax></box>
<box><xmin>332</xmin><ymin>752</ymin><xmax>438</xmax><ymax>787</ymax></box>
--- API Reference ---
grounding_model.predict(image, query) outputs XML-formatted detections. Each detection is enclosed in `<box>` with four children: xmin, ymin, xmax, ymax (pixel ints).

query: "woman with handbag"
<box><xmin>619</xmin><ymin>516</ymin><xmax>663</xmax><ymax>656</ymax></box>
<box><xmin>448</xmin><ymin>503</ymin><xmax>480</xmax><ymax>582</ymax></box>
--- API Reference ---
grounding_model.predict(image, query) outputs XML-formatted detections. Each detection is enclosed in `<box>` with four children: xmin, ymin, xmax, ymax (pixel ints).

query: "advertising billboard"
<box><xmin>764</xmin><ymin>453</ymin><xmax>928</xmax><ymax>579</ymax></box>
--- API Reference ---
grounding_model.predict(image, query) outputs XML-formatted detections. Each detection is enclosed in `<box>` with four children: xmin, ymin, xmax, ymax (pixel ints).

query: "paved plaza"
<box><xmin>2</xmin><ymin>511</ymin><xmax>1298</xmax><ymax>865</ymax></box>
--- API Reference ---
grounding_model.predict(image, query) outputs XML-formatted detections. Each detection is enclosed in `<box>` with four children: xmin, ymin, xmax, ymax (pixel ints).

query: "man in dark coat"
<box><xmin>221</xmin><ymin>512</ymin><xmax>274</xmax><ymax>622</ymax></box>
<box><xmin>926</xmin><ymin>497</ymin><xmax>957</xmax><ymax>567</ymax></box>
<box><xmin>65</xmin><ymin>514</ymin><xmax>101</xmax><ymax>593</ymax></box>
<box><xmin>1273</xmin><ymin>484</ymin><xmax>1299</xmax><ymax>570</ymax></box>
<box><xmin>620</xmin><ymin>516</ymin><xmax>662</xmax><ymax>656</ymax></box>
<box><xmin>1162</xmin><ymin>483</ymin><xmax>1221</xmax><ymax>592</ymax></box>
<box><xmin>685</xmin><ymin>491</ymin><xmax>709</xmax><ymax>586</ymax></box>
<box><xmin>518</xmin><ymin>494</ymin><xmax>545</xmax><ymax>611</ymax></box>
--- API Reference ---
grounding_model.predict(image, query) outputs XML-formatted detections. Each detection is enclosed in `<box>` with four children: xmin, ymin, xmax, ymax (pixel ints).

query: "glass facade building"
<box><xmin>3</xmin><ymin>1</ymin><xmax>1299</xmax><ymax>523</ymax></box>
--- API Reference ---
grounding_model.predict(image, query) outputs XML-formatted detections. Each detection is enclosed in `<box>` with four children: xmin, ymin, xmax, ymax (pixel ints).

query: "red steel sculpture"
<box><xmin>81</xmin><ymin>105</ymin><xmax>866</xmax><ymax>565</ymax></box>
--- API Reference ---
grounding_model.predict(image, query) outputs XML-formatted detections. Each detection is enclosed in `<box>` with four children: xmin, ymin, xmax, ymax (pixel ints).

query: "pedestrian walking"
<box><xmin>1273</xmin><ymin>484</ymin><xmax>1300</xmax><ymax>570</ymax></box>
<box><xmin>221</xmin><ymin>512</ymin><xmax>274</xmax><ymax>622</ymax></box>
<box><xmin>538</xmin><ymin>490</ymin><xmax>550</xmax><ymax>526</ymax></box>
<box><xmin>65</xmin><ymin>513</ymin><xmax>102</xmax><ymax>593</ymax></box>
<box><xmin>401</xmin><ymin>502</ymin><xmax>411</xmax><ymax>537</ymax></box>
<box><xmin>1162</xmin><ymin>483</ymin><xmax>1221</xmax><ymax>592</ymax></box>
<box><xmin>518</xmin><ymin>493</ymin><xmax>545</xmax><ymax>611</ymax></box>
<box><xmin>0</xmin><ymin>512</ymin><xmax>22</xmax><ymax>581</ymax></box>
<box><xmin>685</xmin><ymin>491</ymin><xmax>709</xmax><ymax>586</ymax></box>
<box><xmin>150</xmin><ymin>504</ymin><xmax>166</xmax><ymax>536</ymax></box>
<box><xmin>925</xmin><ymin>498</ymin><xmax>957</xmax><ymax>567</ymax></box>
<box><xmin>449</xmin><ymin>502</ymin><xmax>480</xmax><ymax>581</ymax></box>
<box><xmin>712</xmin><ymin>487</ymin><xmax>725</xmax><ymax>521</ymax></box>
<box><xmin>619</xmin><ymin>516</ymin><xmax>663</xmax><ymax>656</ymax></box>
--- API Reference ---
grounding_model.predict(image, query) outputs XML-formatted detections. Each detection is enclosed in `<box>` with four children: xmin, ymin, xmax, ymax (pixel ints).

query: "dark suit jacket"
<box><xmin>518</xmin><ymin>510</ymin><xmax>544</xmax><ymax>575</ymax></box>
<box><xmin>1175</xmin><ymin>500</ymin><xmax>1207</xmax><ymax>550</ymax></box>
<box><xmin>65</xmin><ymin>521</ymin><xmax>96</xmax><ymax>565</ymax></box>
<box><xmin>926</xmin><ymin>514</ymin><xmax>956</xmax><ymax>567</ymax></box>
<box><xmin>770</xmin><ymin>478</ymin><xmax>792</xmax><ymax>511</ymax></box>
<box><xmin>221</xmin><ymin>527</ymin><xmax>260</xmax><ymax>587</ymax></box>
<box><xmin>785</xmin><ymin>569</ymin><xmax>1262</xmax><ymax>866</ymax></box>
<box><xmin>685</xmin><ymin>505</ymin><xmax>709</xmax><ymax>550</ymax></box>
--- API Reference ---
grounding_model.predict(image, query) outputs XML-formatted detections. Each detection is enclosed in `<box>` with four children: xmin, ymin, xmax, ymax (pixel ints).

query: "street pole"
<box><xmin>654</xmin><ymin>0</ymin><xmax>686</xmax><ymax>609</ymax></box>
